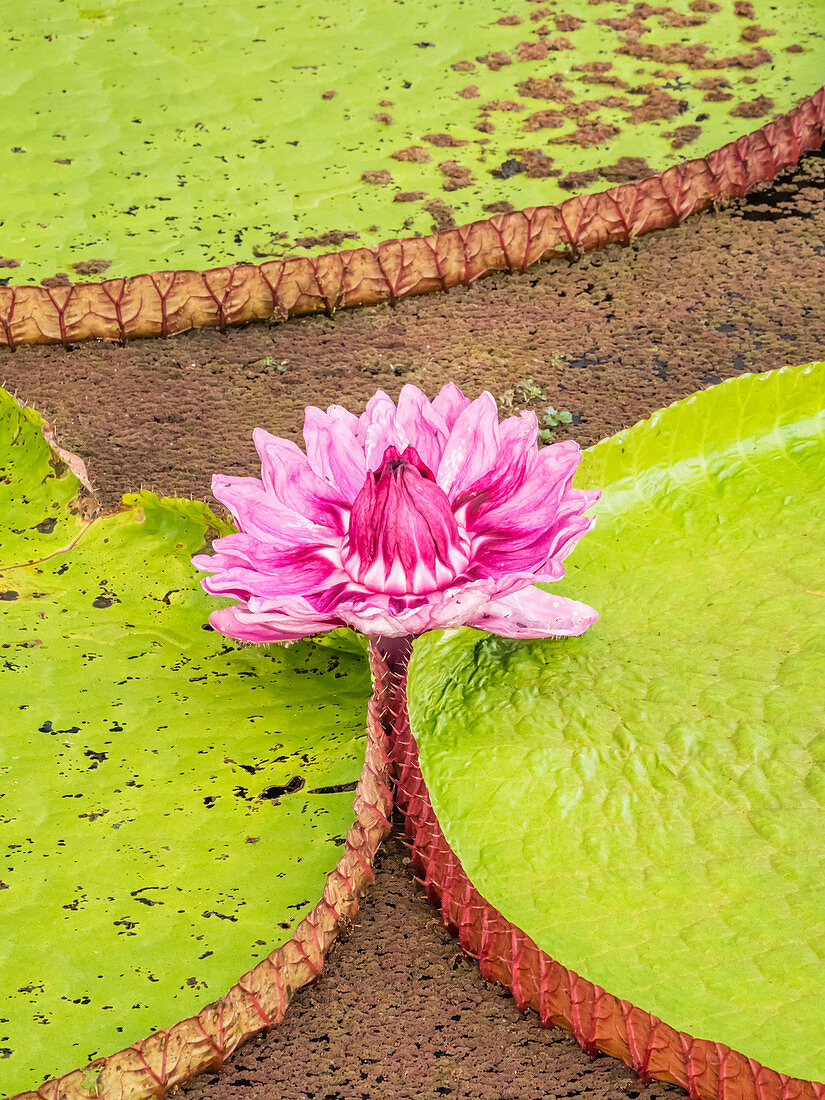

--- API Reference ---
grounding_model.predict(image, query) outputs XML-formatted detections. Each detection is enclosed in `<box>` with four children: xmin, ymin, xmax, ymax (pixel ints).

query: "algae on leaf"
<box><xmin>408</xmin><ymin>363</ymin><xmax>825</xmax><ymax>1084</ymax></box>
<box><xmin>0</xmin><ymin>389</ymin><xmax>372</xmax><ymax>1094</ymax></box>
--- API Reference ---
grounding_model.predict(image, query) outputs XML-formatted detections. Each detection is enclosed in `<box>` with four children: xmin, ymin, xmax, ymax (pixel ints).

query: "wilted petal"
<box><xmin>467</xmin><ymin>587</ymin><xmax>598</xmax><ymax>638</ymax></box>
<box><xmin>303</xmin><ymin>406</ymin><xmax>368</xmax><ymax>501</ymax></box>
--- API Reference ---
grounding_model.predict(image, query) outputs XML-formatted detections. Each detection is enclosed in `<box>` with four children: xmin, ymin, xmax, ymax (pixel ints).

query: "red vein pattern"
<box><xmin>1</xmin><ymin>87</ymin><xmax>823</xmax><ymax>348</ymax></box>
<box><xmin>7</xmin><ymin>703</ymin><xmax>393</xmax><ymax>1100</ymax></box>
<box><xmin>371</xmin><ymin>647</ymin><xmax>825</xmax><ymax>1100</ymax></box>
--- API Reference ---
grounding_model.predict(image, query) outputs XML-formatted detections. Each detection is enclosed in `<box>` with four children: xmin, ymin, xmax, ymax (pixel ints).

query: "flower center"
<box><xmin>342</xmin><ymin>445</ymin><xmax>470</xmax><ymax>595</ymax></box>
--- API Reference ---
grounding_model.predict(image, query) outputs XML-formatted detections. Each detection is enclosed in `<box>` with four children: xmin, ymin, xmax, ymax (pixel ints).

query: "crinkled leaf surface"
<box><xmin>408</xmin><ymin>363</ymin><xmax>825</xmax><ymax>1083</ymax></box>
<box><xmin>0</xmin><ymin>0</ymin><xmax>822</xmax><ymax>283</ymax></box>
<box><xmin>0</xmin><ymin>391</ymin><xmax>371</xmax><ymax>1094</ymax></box>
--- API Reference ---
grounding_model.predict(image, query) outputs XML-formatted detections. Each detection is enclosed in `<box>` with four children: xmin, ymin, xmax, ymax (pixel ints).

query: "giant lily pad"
<box><xmin>0</xmin><ymin>391</ymin><xmax>373</xmax><ymax>1094</ymax></box>
<box><xmin>0</xmin><ymin>0</ymin><xmax>822</xmax><ymax>284</ymax></box>
<box><xmin>407</xmin><ymin>362</ymin><xmax>825</xmax><ymax>1084</ymax></box>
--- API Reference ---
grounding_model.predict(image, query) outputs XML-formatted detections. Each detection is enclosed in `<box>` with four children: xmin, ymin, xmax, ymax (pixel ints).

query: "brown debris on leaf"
<box><xmin>71</xmin><ymin>259</ymin><xmax>113</xmax><ymax>276</ymax></box>
<box><xmin>694</xmin><ymin>76</ymin><xmax>730</xmax><ymax>89</ymax></box>
<box><xmin>438</xmin><ymin>160</ymin><xmax>474</xmax><ymax>191</ymax></box>
<box><xmin>251</xmin><ymin>232</ymin><xmax>289</xmax><ymax>258</ymax></box>
<box><xmin>555</xmin><ymin>120</ymin><xmax>621</xmax><ymax>147</ymax></box>
<box><xmin>544</xmin><ymin>36</ymin><xmax>575</xmax><ymax>50</ymax></box>
<box><xmin>598</xmin><ymin>156</ymin><xmax>656</xmax><ymax>183</ymax></box>
<box><xmin>496</xmin><ymin>13</ymin><xmax>523</xmax><ymax>24</ymax></box>
<box><xmin>740</xmin><ymin>23</ymin><xmax>776</xmax><ymax>41</ymax></box>
<box><xmin>482</xmin><ymin>99</ymin><xmax>526</xmax><ymax>112</ymax></box>
<box><xmin>516</xmin><ymin>40</ymin><xmax>549</xmax><ymax>61</ymax></box>
<box><xmin>554</xmin><ymin>12</ymin><xmax>585</xmax><ymax>31</ymax></box>
<box><xmin>690</xmin><ymin>0</ymin><xmax>721</xmax><ymax>9</ymax></box>
<box><xmin>482</xmin><ymin>200</ymin><xmax>516</xmax><ymax>213</ymax></box>
<box><xmin>422</xmin><ymin>198</ymin><xmax>456</xmax><ymax>230</ymax></box>
<box><xmin>393</xmin><ymin>192</ymin><xmax>427</xmax><ymax>202</ymax></box>
<box><xmin>516</xmin><ymin>76</ymin><xmax>572</xmax><ymax>102</ymax></box>
<box><xmin>704</xmin><ymin>89</ymin><xmax>733</xmax><ymax>102</ymax></box>
<box><xmin>0</xmin><ymin>257</ymin><xmax>20</xmax><ymax>268</ymax></box>
<box><xmin>734</xmin><ymin>0</ymin><xmax>755</xmax><ymax>15</ymax></box>
<box><xmin>294</xmin><ymin>230</ymin><xmax>359</xmax><ymax>249</ymax></box>
<box><xmin>666</xmin><ymin>123</ymin><xmax>703</xmax><ymax>148</ymax></box>
<box><xmin>391</xmin><ymin>146</ymin><xmax>431</xmax><ymax>163</ymax></box>
<box><xmin>372</xmin><ymin>112</ymin><xmax>394</xmax><ymax>125</ymax></box>
<box><xmin>507</xmin><ymin>147</ymin><xmax>559</xmax><ymax>177</ymax></box>
<box><xmin>41</xmin><ymin>273</ymin><xmax>72</xmax><ymax>287</ymax></box>
<box><xmin>423</xmin><ymin>133</ymin><xmax>469</xmax><ymax>147</ymax></box>
<box><xmin>451</xmin><ymin>60</ymin><xmax>476</xmax><ymax>72</ymax></box>
<box><xmin>457</xmin><ymin>85</ymin><xmax>480</xmax><ymax>98</ymax></box>
<box><xmin>577</xmin><ymin>71</ymin><xmax>630</xmax><ymax>88</ymax></box>
<box><xmin>524</xmin><ymin>109</ymin><xmax>567</xmax><ymax>131</ymax></box>
<box><xmin>362</xmin><ymin>169</ymin><xmax>393</xmax><ymax>185</ymax></box>
<box><xmin>617</xmin><ymin>40</ymin><xmax>772</xmax><ymax>69</ymax></box>
<box><xmin>321</xmin><ymin>89</ymin><xmax>337</xmax><ymax>100</ymax></box>
<box><xmin>478</xmin><ymin>50</ymin><xmax>513</xmax><ymax>70</ymax></box>
<box><xmin>574</xmin><ymin>60</ymin><xmax>613</xmax><ymax>72</ymax></box>
<box><xmin>730</xmin><ymin>94</ymin><xmax>775</xmax><ymax>118</ymax></box>
<box><xmin>558</xmin><ymin>167</ymin><xmax>603</xmax><ymax>190</ymax></box>
<box><xmin>596</xmin><ymin>13</ymin><xmax>646</xmax><ymax>34</ymax></box>
<box><xmin>627</xmin><ymin>88</ymin><xmax>687</xmax><ymax>123</ymax></box>
<box><xmin>659</xmin><ymin>9</ymin><xmax>708</xmax><ymax>27</ymax></box>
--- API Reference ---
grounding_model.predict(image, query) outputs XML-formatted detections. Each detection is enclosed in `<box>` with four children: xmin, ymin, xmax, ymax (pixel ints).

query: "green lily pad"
<box><xmin>0</xmin><ymin>391</ymin><xmax>371</xmax><ymax>1094</ymax></box>
<box><xmin>0</xmin><ymin>0</ymin><xmax>822</xmax><ymax>284</ymax></box>
<box><xmin>407</xmin><ymin>363</ymin><xmax>825</xmax><ymax>1084</ymax></box>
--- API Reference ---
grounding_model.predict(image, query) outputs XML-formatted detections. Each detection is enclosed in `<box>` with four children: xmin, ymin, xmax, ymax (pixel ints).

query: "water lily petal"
<box><xmin>208</xmin><ymin>602</ymin><xmax>340</xmax><ymax>644</ymax></box>
<box><xmin>467</xmin><ymin>587</ymin><xmax>598</xmax><ymax>638</ymax></box>
<box><xmin>211</xmin><ymin>474</ymin><xmax>330</xmax><ymax>547</ymax></box>
<box><xmin>431</xmin><ymin>381</ymin><xmax>472</xmax><ymax>431</ymax></box>
<box><xmin>357</xmin><ymin>390</ymin><xmax>397</xmax><ymax>469</ymax></box>
<box><xmin>394</xmin><ymin>384</ymin><xmax>450</xmax><ymax>472</ymax></box>
<box><xmin>253</xmin><ymin>428</ymin><xmax>348</xmax><ymax>530</ymax></box>
<box><xmin>437</xmin><ymin>391</ymin><xmax>501</xmax><ymax>500</ymax></box>
<box><xmin>303</xmin><ymin>406</ymin><xmax>368</xmax><ymax>501</ymax></box>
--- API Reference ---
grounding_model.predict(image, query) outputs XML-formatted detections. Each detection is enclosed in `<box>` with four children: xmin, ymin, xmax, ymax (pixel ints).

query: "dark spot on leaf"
<box><xmin>34</xmin><ymin>517</ymin><xmax>57</xmax><ymax>534</ymax></box>
<box><xmin>1</xmin><ymin>591</ymin><xmax>18</xmax><ymax>601</ymax></box>
<box><xmin>92</xmin><ymin>596</ymin><xmax>114</xmax><ymax>608</ymax></box>
<box><xmin>308</xmin><ymin>781</ymin><xmax>359</xmax><ymax>795</ymax></box>
<box><xmin>202</xmin><ymin>910</ymin><xmax>238</xmax><ymax>921</ymax></box>
<box><xmin>203</xmin><ymin>796</ymin><xmax>218</xmax><ymax>807</ymax></box>
<box><xmin>259</xmin><ymin>776</ymin><xmax>305</xmax><ymax>802</ymax></box>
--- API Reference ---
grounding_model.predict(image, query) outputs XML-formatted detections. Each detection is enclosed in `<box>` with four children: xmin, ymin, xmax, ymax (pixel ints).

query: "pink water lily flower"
<box><xmin>193</xmin><ymin>384</ymin><xmax>599</xmax><ymax>644</ymax></box>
